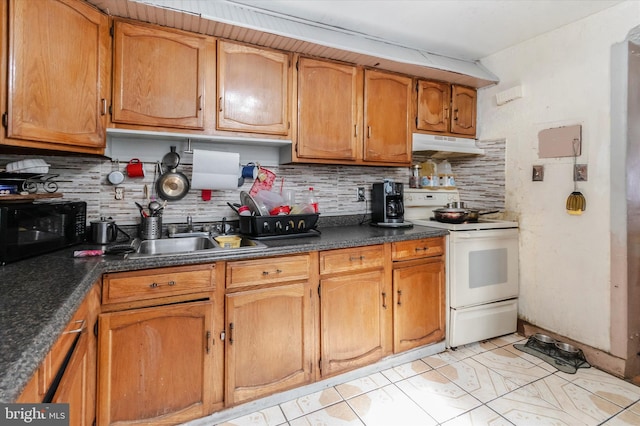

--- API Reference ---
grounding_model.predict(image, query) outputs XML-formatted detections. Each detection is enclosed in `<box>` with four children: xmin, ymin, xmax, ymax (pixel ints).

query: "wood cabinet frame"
<box><xmin>416</xmin><ymin>80</ymin><xmax>477</xmax><ymax>137</ymax></box>
<box><xmin>217</xmin><ymin>40</ymin><xmax>292</xmax><ymax>136</ymax></box>
<box><xmin>4</xmin><ymin>0</ymin><xmax>109</xmax><ymax>154</ymax></box>
<box><xmin>111</xmin><ymin>19</ymin><xmax>208</xmax><ymax>130</ymax></box>
<box><xmin>97</xmin><ymin>263</ymin><xmax>224</xmax><ymax>425</ymax></box>
<box><xmin>292</xmin><ymin>55</ymin><xmax>413</xmax><ymax>166</ymax></box>
<box><xmin>224</xmin><ymin>253</ymin><xmax>318</xmax><ymax>406</ymax></box>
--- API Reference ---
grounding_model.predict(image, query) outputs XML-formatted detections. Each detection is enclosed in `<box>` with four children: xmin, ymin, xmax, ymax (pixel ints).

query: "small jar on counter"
<box><xmin>409</xmin><ymin>164</ymin><xmax>421</xmax><ymax>188</ymax></box>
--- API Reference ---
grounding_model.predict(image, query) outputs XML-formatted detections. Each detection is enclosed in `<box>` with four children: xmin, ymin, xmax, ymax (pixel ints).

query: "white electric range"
<box><xmin>404</xmin><ymin>188</ymin><xmax>520</xmax><ymax>348</ymax></box>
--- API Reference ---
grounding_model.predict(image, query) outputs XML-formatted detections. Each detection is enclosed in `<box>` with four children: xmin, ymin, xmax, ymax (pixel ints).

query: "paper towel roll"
<box><xmin>191</xmin><ymin>149</ymin><xmax>240</xmax><ymax>190</ymax></box>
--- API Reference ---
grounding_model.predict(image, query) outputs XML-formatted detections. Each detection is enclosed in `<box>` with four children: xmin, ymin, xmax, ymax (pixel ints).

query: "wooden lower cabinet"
<box><xmin>97</xmin><ymin>300</ymin><xmax>216</xmax><ymax>425</ymax></box>
<box><xmin>17</xmin><ymin>284</ymin><xmax>101</xmax><ymax>426</ymax></box>
<box><xmin>392</xmin><ymin>258</ymin><xmax>445</xmax><ymax>352</ymax></box>
<box><xmin>392</xmin><ymin>237</ymin><xmax>446</xmax><ymax>353</ymax></box>
<box><xmin>15</xmin><ymin>238</ymin><xmax>445</xmax><ymax>424</ymax></box>
<box><xmin>319</xmin><ymin>245</ymin><xmax>392</xmax><ymax>377</ymax></box>
<box><xmin>225</xmin><ymin>282</ymin><xmax>314</xmax><ymax>405</ymax></box>
<box><xmin>51</xmin><ymin>330</ymin><xmax>93</xmax><ymax>426</ymax></box>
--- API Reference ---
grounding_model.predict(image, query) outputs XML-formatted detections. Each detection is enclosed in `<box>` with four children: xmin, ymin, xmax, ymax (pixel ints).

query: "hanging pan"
<box><xmin>156</xmin><ymin>146</ymin><xmax>190</xmax><ymax>201</ymax></box>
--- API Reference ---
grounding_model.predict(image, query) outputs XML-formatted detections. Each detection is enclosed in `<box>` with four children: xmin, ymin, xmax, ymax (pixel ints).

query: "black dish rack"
<box><xmin>239</xmin><ymin>213</ymin><xmax>319</xmax><ymax>238</ymax></box>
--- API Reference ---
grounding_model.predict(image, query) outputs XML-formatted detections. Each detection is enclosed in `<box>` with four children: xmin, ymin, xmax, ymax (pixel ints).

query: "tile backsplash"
<box><xmin>0</xmin><ymin>139</ymin><xmax>504</xmax><ymax>226</ymax></box>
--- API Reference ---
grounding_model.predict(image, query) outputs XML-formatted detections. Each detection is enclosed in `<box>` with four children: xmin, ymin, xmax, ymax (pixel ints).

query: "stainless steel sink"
<box><xmin>125</xmin><ymin>235</ymin><xmax>267</xmax><ymax>259</ymax></box>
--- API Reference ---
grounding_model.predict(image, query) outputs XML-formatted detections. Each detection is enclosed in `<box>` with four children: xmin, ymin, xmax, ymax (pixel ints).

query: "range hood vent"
<box><xmin>412</xmin><ymin>133</ymin><xmax>485</xmax><ymax>158</ymax></box>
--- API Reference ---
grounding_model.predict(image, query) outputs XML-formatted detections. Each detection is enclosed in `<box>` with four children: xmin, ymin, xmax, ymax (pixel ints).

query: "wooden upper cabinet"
<box><xmin>217</xmin><ymin>41</ymin><xmax>290</xmax><ymax>135</ymax></box>
<box><xmin>296</xmin><ymin>57</ymin><xmax>360</xmax><ymax>161</ymax></box>
<box><xmin>6</xmin><ymin>0</ymin><xmax>109</xmax><ymax>152</ymax></box>
<box><xmin>363</xmin><ymin>70</ymin><xmax>412</xmax><ymax>164</ymax></box>
<box><xmin>416</xmin><ymin>80</ymin><xmax>450</xmax><ymax>133</ymax></box>
<box><xmin>111</xmin><ymin>20</ymin><xmax>207</xmax><ymax>130</ymax></box>
<box><xmin>451</xmin><ymin>84</ymin><xmax>477</xmax><ymax>135</ymax></box>
<box><xmin>416</xmin><ymin>80</ymin><xmax>477</xmax><ymax>137</ymax></box>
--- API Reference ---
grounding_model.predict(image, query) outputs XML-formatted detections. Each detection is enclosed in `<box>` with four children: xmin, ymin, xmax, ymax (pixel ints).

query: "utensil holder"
<box><xmin>140</xmin><ymin>216</ymin><xmax>162</xmax><ymax>240</ymax></box>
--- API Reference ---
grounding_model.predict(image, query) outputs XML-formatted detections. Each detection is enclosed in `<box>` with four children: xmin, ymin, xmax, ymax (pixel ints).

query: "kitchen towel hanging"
<box><xmin>191</xmin><ymin>149</ymin><xmax>240</xmax><ymax>190</ymax></box>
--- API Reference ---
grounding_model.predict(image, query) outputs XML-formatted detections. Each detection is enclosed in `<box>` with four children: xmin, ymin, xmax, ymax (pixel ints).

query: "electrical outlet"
<box><xmin>114</xmin><ymin>187</ymin><xmax>124</xmax><ymax>200</ymax></box>
<box><xmin>356</xmin><ymin>187</ymin><xmax>365</xmax><ymax>202</ymax></box>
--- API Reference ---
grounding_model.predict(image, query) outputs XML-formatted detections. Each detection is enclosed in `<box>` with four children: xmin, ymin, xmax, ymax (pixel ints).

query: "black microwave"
<box><xmin>0</xmin><ymin>201</ymin><xmax>86</xmax><ymax>265</ymax></box>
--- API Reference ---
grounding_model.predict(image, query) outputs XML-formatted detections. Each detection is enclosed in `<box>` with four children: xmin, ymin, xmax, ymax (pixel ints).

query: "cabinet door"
<box><xmin>7</xmin><ymin>0</ymin><xmax>109</xmax><ymax>151</ymax></box>
<box><xmin>393</xmin><ymin>258</ymin><xmax>445</xmax><ymax>353</ymax></box>
<box><xmin>363</xmin><ymin>70</ymin><xmax>412</xmax><ymax>164</ymax></box>
<box><xmin>217</xmin><ymin>41</ymin><xmax>290</xmax><ymax>135</ymax></box>
<box><xmin>416</xmin><ymin>80</ymin><xmax>450</xmax><ymax>132</ymax></box>
<box><xmin>97</xmin><ymin>301</ymin><xmax>215</xmax><ymax>426</ymax></box>
<box><xmin>320</xmin><ymin>269</ymin><xmax>388</xmax><ymax>377</ymax></box>
<box><xmin>17</xmin><ymin>283</ymin><xmax>100</xmax><ymax>422</ymax></box>
<box><xmin>451</xmin><ymin>85</ymin><xmax>477</xmax><ymax>136</ymax></box>
<box><xmin>225</xmin><ymin>282</ymin><xmax>313</xmax><ymax>405</ymax></box>
<box><xmin>112</xmin><ymin>20</ymin><xmax>206</xmax><ymax>129</ymax></box>
<box><xmin>297</xmin><ymin>57</ymin><xmax>360</xmax><ymax>160</ymax></box>
<box><xmin>51</xmin><ymin>331</ymin><xmax>91</xmax><ymax>426</ymax></box>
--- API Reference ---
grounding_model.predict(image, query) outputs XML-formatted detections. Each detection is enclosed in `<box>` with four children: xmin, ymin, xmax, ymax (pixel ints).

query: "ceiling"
<box><xmin>228</xmin><ymin>0</ymin><xmax>624</xmax><ymax>61</ymax></box>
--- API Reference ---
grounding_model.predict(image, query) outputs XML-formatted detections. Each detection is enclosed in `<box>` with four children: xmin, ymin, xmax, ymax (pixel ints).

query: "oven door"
<box><xmin>448</xmin><ymin>228</ymin><xmax>519</xmax><ymax>308</ymax></box>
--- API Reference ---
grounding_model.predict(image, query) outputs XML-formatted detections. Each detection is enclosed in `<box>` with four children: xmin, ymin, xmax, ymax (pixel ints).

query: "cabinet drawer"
<box><xmin>103</xmin><ymin>264</ymin><xmax>215</xmax><ymax>305</ymax></box>
<box><xmin>320</xmin><ymin>245</ymin><xmax>384</xmax><ymax>275</ymax></box>
<box><xmin>392</xmin><ymin>237</ymin><xmax>444</xmax><ymax>261</ymax></box>
<box><xmin>226</xmin><ymin>254</ymin><xmax>310</xmax><ymax>290</ymax></box>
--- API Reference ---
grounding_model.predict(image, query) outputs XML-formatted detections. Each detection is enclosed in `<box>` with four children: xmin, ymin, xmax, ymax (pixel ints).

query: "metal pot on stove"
<box><xmin>433</xmin><ymin>207</ymin><xmax>470</xmax><ymax>224</ymax></box>
<box><xmin>433</xmin><ymin>202</ymin><xmax>500</xmax><ymax>224</ymax></box>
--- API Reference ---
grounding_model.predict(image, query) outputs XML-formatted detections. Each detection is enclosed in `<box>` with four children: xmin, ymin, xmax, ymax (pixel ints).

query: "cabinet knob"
<box><xmin>149</xmin><ymin>282</ymin><xmax>158</xmax><ymax>288</ymax></box>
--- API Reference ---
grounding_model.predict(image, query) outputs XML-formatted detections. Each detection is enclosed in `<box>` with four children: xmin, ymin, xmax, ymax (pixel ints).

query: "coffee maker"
<box><xmin>371</xmin><ymin>181</ymin><xmax>413</xmax><ymax>228</ymax></box>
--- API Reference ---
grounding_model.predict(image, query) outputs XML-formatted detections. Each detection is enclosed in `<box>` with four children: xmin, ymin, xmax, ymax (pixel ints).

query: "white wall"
<box><xmin>477</xmin><ymin>1</ymin><xmax>640</xmax><ymax>351</ymax></box>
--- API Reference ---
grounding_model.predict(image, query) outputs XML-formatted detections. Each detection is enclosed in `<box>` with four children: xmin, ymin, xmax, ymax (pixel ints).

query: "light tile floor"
<box><xmin>215</xmin><ymin>334</ymin><xmax>640</xmax><ymax>426</ymax></box>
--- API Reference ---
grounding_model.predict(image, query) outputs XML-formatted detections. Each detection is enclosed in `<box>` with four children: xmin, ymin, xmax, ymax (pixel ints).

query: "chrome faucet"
<box><xmin>186</xmin><ymin>216</ymin><xmax>193</xmax><ymax>232</ymax></box>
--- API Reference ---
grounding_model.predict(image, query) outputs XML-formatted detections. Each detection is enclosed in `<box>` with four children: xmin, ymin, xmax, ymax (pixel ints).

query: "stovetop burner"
<box><xmin>403</xmin><ymin>189</ymin><xmax>518</xmax><ymax>230</ymax></box>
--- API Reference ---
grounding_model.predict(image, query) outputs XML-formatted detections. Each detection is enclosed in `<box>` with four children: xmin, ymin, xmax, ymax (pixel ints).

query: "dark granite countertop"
<box><xmin>0</xmin><ymin>223</ymin><xmax>447</xmax><ymax>403</ymax></box>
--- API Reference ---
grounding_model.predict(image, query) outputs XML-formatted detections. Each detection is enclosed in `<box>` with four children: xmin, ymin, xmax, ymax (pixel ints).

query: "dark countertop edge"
<box><xmin>1</xmin><ymin>224</ymin><xmax>447</xmax><ymax>402</ymax></box>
